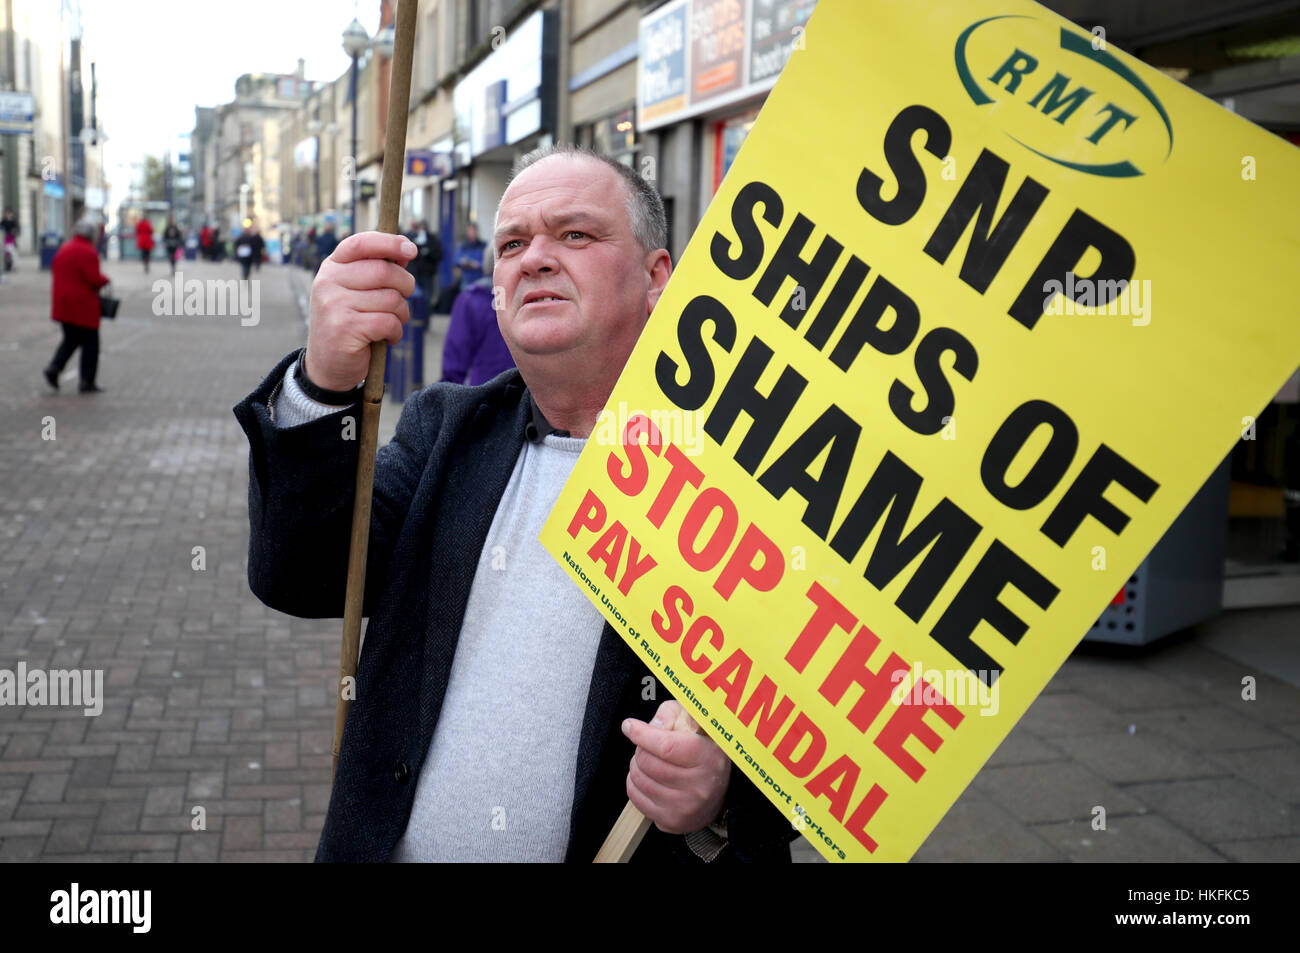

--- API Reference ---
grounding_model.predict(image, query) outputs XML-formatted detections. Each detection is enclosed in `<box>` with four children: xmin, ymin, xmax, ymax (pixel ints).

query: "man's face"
<box><xmin>493</xmin><ymin>155</ymin><xmax>669</xmax><ymax>371</ymax></box>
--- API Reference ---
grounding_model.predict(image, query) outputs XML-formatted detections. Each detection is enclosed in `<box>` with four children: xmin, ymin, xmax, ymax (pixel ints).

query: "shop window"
<box><xmin>592</xmin><ymin>108</ymin><xmax>637</xmax><ymax>164</ymax></box>
<box><xmin>712</xmin><ymin>108</ymin><xmax>759</xmax><ymax>193</ymax></box>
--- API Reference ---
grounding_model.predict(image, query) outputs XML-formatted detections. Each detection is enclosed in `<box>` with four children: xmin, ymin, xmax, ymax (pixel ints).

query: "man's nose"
<box><xmin>517</xmin><ymin>234</ymin><xmax>560</xmax><ymax>274</ymax></box>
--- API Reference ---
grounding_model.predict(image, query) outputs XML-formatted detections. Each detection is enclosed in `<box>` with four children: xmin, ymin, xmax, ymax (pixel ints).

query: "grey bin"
<box><xmin>1086</xmin><ymin>456</ymin><xmax>1231</xmax><ymax>645</ymax></box>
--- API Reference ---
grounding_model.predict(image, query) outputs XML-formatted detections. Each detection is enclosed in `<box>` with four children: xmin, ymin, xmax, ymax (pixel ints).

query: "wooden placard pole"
<box><xmin>332</xmin><ymin>0</ymin><xmax>420</xmax><ymax>779</ymax></box>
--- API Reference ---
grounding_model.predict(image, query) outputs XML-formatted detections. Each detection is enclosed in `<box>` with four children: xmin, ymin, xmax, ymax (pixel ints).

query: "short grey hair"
<box><xmin>74</xmin><ymin>215</ymin><xmax>99</xmax><ymax>240</ymax></box>
<box><xmin>497</xmin><ymin>144</ymin><xmax>667</xmax><ymax>253</ymax></box>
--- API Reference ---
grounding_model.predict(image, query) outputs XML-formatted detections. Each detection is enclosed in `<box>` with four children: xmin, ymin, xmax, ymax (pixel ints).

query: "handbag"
<box><xmin>99</xmin><ymin>291</ymin><xmax>120</xmax><ymax>319</ymax></box>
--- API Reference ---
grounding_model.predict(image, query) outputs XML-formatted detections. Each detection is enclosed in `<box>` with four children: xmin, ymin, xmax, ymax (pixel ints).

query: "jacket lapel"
<box><xmin>568</xmin><ymin>622</ymin><xmax>640</xmax><ymax>844</ymax></box>
<box><xmin>415</xmin><ymin>379</ymin><xmax>530</xmax><ymax>752</ymax></box>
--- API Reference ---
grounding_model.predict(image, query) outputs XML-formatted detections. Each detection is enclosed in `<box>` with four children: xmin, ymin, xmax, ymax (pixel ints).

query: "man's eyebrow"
<box><xmin>495</xmin><ymin>210</ymin><xmax>610</xmax><ymax>244</ymax></box>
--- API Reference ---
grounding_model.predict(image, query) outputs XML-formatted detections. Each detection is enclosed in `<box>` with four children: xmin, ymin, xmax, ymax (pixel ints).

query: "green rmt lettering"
<box><xmin>988</xmin><ymin>49</ymin><xmax>1137</xmax><ymax>146</ymax></box>
<box><xmin>988</xmin><ymin>48</ymin><xmax>1038</xmax><ymax>92</ymax></box>
<box><xmin>1086</xmin><ymin>102</ymin><xmax>1138</xmax><ymax>144</ymax></box>
<box><xmin>990</xmin><ymin>52</ymin><xmax>1092</xmax><ymax>123</ymax></box>
<box><xmin>1026</xmin><ymin>72</ymin><xmax>1093</xmax><ymax>123</ymax></box>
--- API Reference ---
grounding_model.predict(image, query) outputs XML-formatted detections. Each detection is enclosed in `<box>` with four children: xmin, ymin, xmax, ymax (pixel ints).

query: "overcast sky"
<box><xmin>75</xmin><ymin>0</ymin><xmax>383</xmax><ymax>198</ymax></box>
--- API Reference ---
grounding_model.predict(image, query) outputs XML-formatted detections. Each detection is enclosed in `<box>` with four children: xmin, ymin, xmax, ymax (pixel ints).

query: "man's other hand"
<box><xmin>305</xmin><ymin>232</ymin><xmax>418</xmax><ymax>391</ymax></box>
<box><xmin>622</xmin><ymin>701</ymin><xmax>730</xmax><ymax>836</ymax></box>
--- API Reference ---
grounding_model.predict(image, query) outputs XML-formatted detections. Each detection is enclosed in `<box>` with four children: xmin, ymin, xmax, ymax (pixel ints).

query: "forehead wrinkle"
<box><xmin>496</xmin><ymin>156</ymin><xmax>631</xmax><ymax>240</ymax></box>
<box><xmin>495</xmin><ymin>201</ymin><xmax>614</xmax><ymax>244</ymax></box>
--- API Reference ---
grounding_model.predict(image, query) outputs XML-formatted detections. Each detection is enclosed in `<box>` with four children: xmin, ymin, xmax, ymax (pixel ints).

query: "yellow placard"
<box><xmin>540</xmin><ymin>0</ymin><xmax>1300</xmax><ymax>861</ymax></box>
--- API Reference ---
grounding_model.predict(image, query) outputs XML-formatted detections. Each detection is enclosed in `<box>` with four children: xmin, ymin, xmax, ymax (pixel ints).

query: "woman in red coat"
<box><xmin>43</xmin><ymin>217</ymin><xmax>111</xmax><ymax>393</ymax></box>
<box><xmin>135</xmin><ymin>216</ymin><xmax>154</xmax><ymax>273</ymax></box>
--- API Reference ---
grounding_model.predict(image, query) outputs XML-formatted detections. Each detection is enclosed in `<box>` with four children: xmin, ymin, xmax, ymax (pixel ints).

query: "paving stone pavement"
<box><xmin>1</xmin><ymin>255</ymin><xmax>331</xmax><ymax>862</ymax></box>
<box><xmin>2</xmin><ymin>253</ymin><xmax>1298</xmax><ymax>864</ymax></box>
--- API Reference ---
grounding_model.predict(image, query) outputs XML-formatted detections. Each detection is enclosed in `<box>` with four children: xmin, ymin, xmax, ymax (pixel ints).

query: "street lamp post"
<box><xmin>349</xmin><ymin>60</ymin><xmax>358</xmax><ymax>233</ymax></box>
<box><xmin>306</xmin><ymin>116</ymin><xmax>322</xmax><ymax>218</ymax></box>
<box><xmin>342</xmin><ymin>18</ymin><xmax>367</xmax><ymax>235</ymax></box>
<box><xmin>164</xmin><ymin>150</ymin><xmax>174</xmax><ymax>217</ymax></box>
<box><xmin>59</xmin><ymin>2</ymin><xmax>72</xmax><ymax>239</ymax></box>
<box><xmin>323</xmin><ymin>121</ymin><xmax>341</xmax><ymax>226</ymax></box>
<box><xmin>341</xmin><ymin>18</ymin><xmax>395</xmax><ymax>236</ymax></box>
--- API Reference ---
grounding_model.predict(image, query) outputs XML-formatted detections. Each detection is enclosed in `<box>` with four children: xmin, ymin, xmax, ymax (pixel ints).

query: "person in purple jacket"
<box><xmin>439</xmin><ymin>249</ymin><xmax>517</xmax><ymax>385</ymax></box>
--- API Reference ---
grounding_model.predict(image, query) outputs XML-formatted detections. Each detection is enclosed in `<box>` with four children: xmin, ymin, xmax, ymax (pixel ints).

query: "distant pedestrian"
<box><xmin>249</xmin><ymin>226</ymin><xmax>265</xmax><ymax>272</ymax></box>
<box><xmin>455</xmin><ymin>221</ymin><xmax>486</xmax><ymax>282</ymax></box>
<box><xmin>454</xmin><ymin>221</ymin><xmax>487</xmax><ymax>284</ymax></box>
<box><xmin>434</xmin><ymin>222</ymin><xmax>486</xmax><ymax>313</ymax></box>
<box><xmin>440</xmin><ymin>251</ymin><xmax>515</xmax><ymax>386</ymax></box>
<box><xmin>200</xmin><ymin>223</ymin><xmax>213</xmax><ymax>260</ymax></box>
<box><xmin>403</xmin><ymin>218</ymin><xmax>442</xmax><ymax>312</ymax></box>
<box><xmin>234</xmin><ymin>227</ymin><xmax>257</xmax><ymax>281</ymax></box>
<box><xmin>2</xmin><ymin>209</ymin><xmax>18</xmax><ymax>272</ymax></box>
<box><xmin>43</xmin><ymin>216</ymin><xmax>111</xmax><ymax>394</ymax></box>
<box><xmin>135</xmin><ymin>217</ymin><xmax>154</xmax><ymax>273</ymax></box>
<box><xmin>313</xmin><ymin>224</ymin><xmax>338</xmax><ymax>274</ymax></box>
<box><xmin>162</xmin><ymin>218</ymin><xmax>183</xmax><ymax>274</ymax></box>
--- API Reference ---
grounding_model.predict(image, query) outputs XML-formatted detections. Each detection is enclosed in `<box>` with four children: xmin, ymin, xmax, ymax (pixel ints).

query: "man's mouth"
<box><xmin>522</xmin><ymin>291</ymin><xmax>569</xmax><ymax>305</ymax></box>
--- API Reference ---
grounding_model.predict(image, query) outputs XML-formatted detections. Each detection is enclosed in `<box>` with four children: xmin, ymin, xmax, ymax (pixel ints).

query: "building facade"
<box><xmin>203</xmin><ymin>67</ymin><xmax>318</xmax><ymax>235</ymax></box>
<box><xmin>1</xmin><ymin>0</ymin><xmax>104</xmax><ymax>253</ymax></box>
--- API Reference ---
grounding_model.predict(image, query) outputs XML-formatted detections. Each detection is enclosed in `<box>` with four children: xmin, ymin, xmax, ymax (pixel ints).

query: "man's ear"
<box><xmin>645</xmin><ymin>249</ymin><xmax>673</xmax><ymax>316</ymax></box>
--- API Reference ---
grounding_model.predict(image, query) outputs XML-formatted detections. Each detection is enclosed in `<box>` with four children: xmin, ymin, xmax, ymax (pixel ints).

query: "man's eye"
<box><xmin>564</xmin><ymin>231</ymin><xmax>588</xmax><ymax>241</ymax></box>
<box><xmin>500</xmin><ymin>240</ymin><xmax>521</xmax><ymax>252</ymax></box>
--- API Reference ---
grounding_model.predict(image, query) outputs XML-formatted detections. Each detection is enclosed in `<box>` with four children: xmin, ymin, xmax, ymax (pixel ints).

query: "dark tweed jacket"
<box><xmin>233</xmin><ymin>349</ymin><xmax>795</xmax><ymax>862</ymax></box>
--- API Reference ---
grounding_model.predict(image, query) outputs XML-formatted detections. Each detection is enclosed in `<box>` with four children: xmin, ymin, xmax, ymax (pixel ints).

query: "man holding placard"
<box><xmin>233</xmin><ymin>146</ymin><xmax>796</xmax><ymax>862</ymax></box>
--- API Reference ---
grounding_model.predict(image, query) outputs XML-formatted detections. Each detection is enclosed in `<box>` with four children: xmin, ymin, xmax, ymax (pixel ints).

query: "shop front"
<box><xmin>637</xmin><ymin>0</ymin><xmax>817</xmax><ymax>260</ymax></box>
<box><xmin>450</xmin><ymin>6</ymin><xmax>559</xmax><ymax>278</ymax></box>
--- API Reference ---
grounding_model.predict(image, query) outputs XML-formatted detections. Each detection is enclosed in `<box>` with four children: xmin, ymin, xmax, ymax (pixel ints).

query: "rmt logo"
<box><xmin>954</xmin><ymin>15</ymin><xmax>1173</xmax><ymax>177</ymax></box>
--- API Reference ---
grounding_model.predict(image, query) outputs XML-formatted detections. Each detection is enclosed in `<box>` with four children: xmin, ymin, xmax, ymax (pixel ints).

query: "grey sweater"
<box><xmin>390</xmin><ymin>431</ymin><xmax>604</xmax><ymax>861</ymax></box>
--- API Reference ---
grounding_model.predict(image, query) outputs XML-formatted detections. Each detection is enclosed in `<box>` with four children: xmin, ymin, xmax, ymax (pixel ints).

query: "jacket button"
<box><xmin>393</xmin><ymin>761</ymin><xmax>410</xmax><ymax>784</ymax></box>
